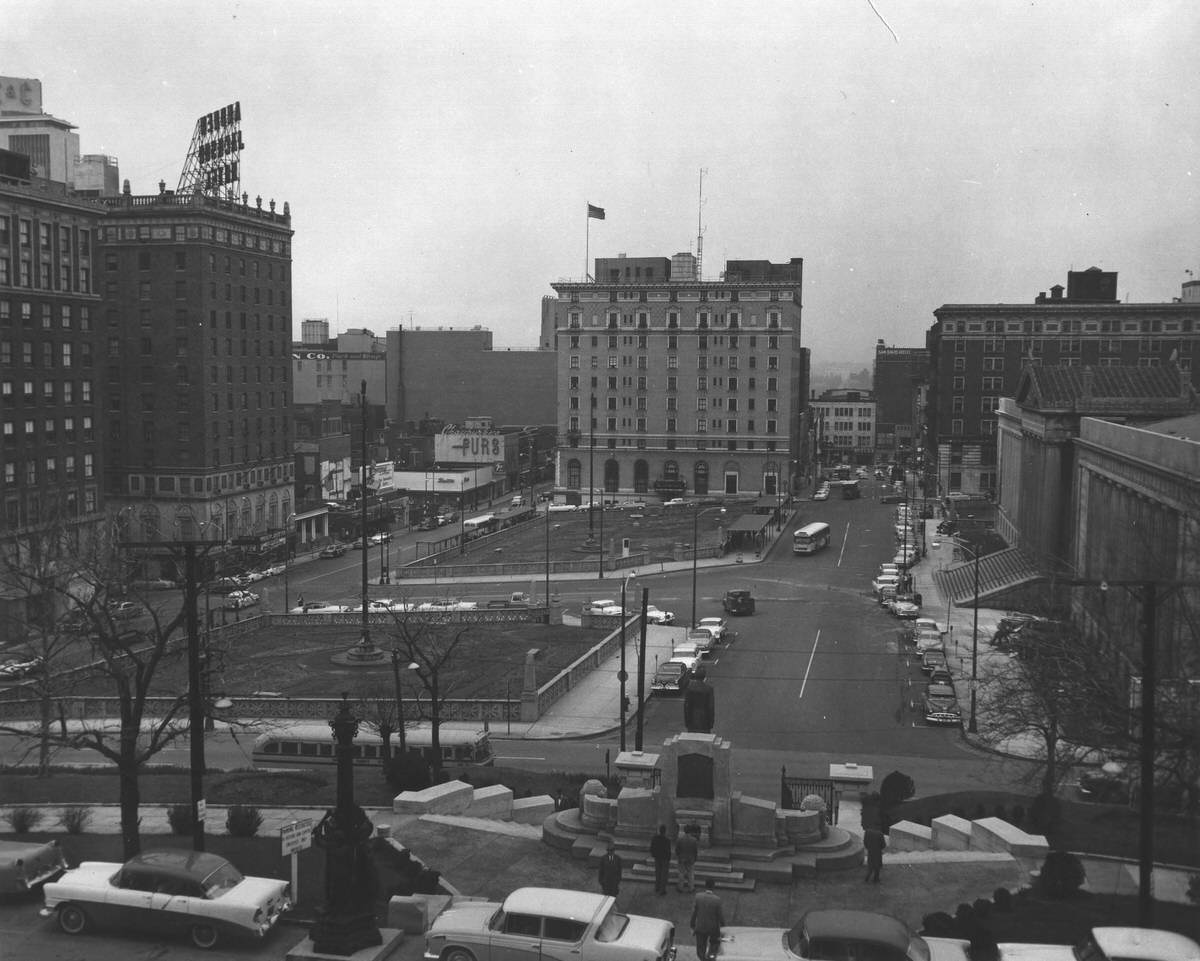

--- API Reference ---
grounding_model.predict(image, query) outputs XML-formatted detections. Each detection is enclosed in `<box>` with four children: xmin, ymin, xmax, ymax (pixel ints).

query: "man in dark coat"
<box><xmin>675</xmin><ymin>824</ymin><xmax>699</xmax><ymax>892</ymax></box>
<box><xmin>690</xmin><ymin>879</ymin><xmax>725</xmax><ymax>961</ymax></box>
<box><xmin>649</xmin><ymin>825</ymin><xmax>672</xmax><ymax>895</ymax></box>
<box><xmin>597</xmin><ymin>842</ymin><xmax>622</xmax><ymax>897</ymax></box>
<box><xmin>683</xmin><ymin>666</ymin><xmax>715</xmax><ymax>733</ymax></box>
<box><xmin>863</xmin><ymin>826</ymin><xmax>886</xmax><ymax>883</ymax></box>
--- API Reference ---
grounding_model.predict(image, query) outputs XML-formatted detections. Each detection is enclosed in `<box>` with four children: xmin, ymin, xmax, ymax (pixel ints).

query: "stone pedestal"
<box><xmin>656</xmin><ymin>732</ymin><xmax>733</xmax><ymax>845</ymax></box>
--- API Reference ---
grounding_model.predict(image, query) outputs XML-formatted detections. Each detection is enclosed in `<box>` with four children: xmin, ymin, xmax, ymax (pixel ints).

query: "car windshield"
<box><xmin>594</xmin><ymin>909</ymin><xmax>630</xmax><ymax>942</ymax></box>
<box><xmin>201</xmin><ymin>860</ymin><xmax>244</xmax><ymax>897</ymax></box>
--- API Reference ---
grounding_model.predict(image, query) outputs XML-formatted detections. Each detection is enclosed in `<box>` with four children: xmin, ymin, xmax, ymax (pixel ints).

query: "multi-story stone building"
<box><xmin>547</xmin><ymin>254</ymin><xmax>806</xmax><ymax>500</ymax></box>
<box><xmin>809</xmin><ymin>389</ymin><xmax>876</xmax><ymax>466</ymax></box>
<box><xmin>97</xmin><ymin>183</ymin><xmax>295</xmax><ymax>545</ymax></box>
<box><xmin>927</xmin><ymin>268</ymin><xmax>1200</xmax><ymax>496</ymax></box>
<box><xmin>872</xmin><ymin>342</ymin><xmax>928</xmax><ymax>461</ymax></box>
<box><xmin>0</xmin><ymin>148</ymin><xmax>105</xmax><ymax>535</ymax></box>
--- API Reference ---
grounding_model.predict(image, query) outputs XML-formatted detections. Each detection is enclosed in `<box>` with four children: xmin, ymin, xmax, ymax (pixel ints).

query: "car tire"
<box><xmin>190</xmin><ymin>922</ymin><xmax>220</xmax><ymax>949</ymax></box>
<box><xmin>443</xmin><ymin>947</ymin><xmax>476</xmax><ymax>961</ymax></box>
<box><xmin>58</xmin><ymin>903</ymin><xmax>89</xmax><ymax>935</ymax></box>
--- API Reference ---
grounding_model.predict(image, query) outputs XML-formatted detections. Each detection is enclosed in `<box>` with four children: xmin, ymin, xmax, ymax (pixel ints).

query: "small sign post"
<box><xmin>280</xmin><ymin>818</ymin><xmax>314</xmax><ymax>901</ymax></box>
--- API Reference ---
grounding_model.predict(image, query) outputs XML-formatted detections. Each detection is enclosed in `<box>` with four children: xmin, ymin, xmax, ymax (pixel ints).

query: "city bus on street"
<box><xmin>840</xmin><ymin>480</ymin><xmax>861</xmax><ymax>499</ymax></box>
<box><xmin>793</xmin><ymin>522</ymin><xmax>832</xmax><ymax>555</ymax></box>
<box><xmin>251</xmin><ymin>722</ymin><xmax>494</xmax><ymax>770</ymax></box>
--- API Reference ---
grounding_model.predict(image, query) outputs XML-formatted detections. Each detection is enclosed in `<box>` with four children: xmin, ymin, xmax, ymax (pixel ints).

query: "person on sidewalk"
<box><xmin>598</xmin><ymin>842</ymin><xmax>623</xmax><ymax>898</ymax></box>
<box><xmin>649</xmin><ymin>825</ymin><xmax>672</xmax><ymax>895</ymax></box>
<box><xmin>863</xmin><ymin>826</ymin><xmax>886</xmax><ymax>883</ymax></box>
<box><xmin>690</xmin><ymin>879</ymin><xmax>724</xmax><ymax>961</ymax></box>
<box><xmin>675</xmin><ymin>824</ymin><xmax>699</xmax><ymax>892</ymax></box>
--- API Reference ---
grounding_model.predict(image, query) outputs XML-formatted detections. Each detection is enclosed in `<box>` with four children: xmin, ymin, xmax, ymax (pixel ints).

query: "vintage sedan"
<box><xmin>424</xmin><ymin>886</ymin><xmax>675</xmax><ymax>961</ymax></box>
<box><xmin>697</xmin><ymin>616</ymin><xmax>728</xmax><ymax>640</ymax></box>
<box><xmin>223</xmin><ymin>590</ymin><xmax>260</xmax><ymax>611</ymax></box>
<box><xmin>42</xmin><ymin>850</ymin><xmax>291</xmax><ymax>950</ymax></box>
<box><xmin>999</xmin><ymin>928</ymin><xmax>1200</xmax><ymax>961</ymax></box>
<box><xmin>650</xmin><ymin>659</ymin><xmax>693</xmax><ymax>695</ymax></box>
<box><xmin>0</xmin><ymin>654</ymin><xmax>44</xmax><ymax>679</ymax></box>
<box><xmin>717</xmin><ymin>908</ymin><xmax>968</xmax><ymax>961</ymax></box>
<box><xmin>0</xmin><ymin>838</ymin><xmax>67</xmax><ymax>894</ymax></box>
<box><xmin>644</xmin><ymin>605</ymin><xmax>676</xmax><ymax>625</ymax></box>
<box><xmin>923</xmin><ymin>680</ymin><xmax>962</xmax><ymax>725</ymax></box>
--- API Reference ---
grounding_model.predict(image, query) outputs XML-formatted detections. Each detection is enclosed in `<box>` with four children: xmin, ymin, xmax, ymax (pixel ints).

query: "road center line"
<box><xmin>798</xmin><ymin>628</ymin><xmax>821</xmax><ymax>701</ymax></box>
<box><xmin>836</xmin><ymin>521</ymin><xmax>852</xmax><ymax>566</ymax></box>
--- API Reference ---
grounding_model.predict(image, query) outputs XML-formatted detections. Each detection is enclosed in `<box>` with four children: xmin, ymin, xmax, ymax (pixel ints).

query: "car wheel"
<box><xmin>190</xmin><ymin>922</ymin><xmax>220</xmax><ymax>949</ymax></box>
<box><xmin>58</xmin><ymin>903</ymin><xmax>89</xmax><ymax>935</ymax></box>
<box><xmin>443</xmin><ymin>947</ymin><xmax>476</xmax><ymax>961</ymax></box>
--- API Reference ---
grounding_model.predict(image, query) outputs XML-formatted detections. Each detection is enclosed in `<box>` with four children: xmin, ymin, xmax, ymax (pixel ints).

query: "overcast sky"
<box><xmin>6</xmin><ymin>0</ymin><xmax>1198</xmax><ymax>364</ymax></box>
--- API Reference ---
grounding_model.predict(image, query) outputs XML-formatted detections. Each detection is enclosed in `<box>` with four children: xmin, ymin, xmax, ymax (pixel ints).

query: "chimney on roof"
<box><xmin>1050</xmin><ymin>285</ymin><xmax>1064</xmax><ymax>300</ymax></box>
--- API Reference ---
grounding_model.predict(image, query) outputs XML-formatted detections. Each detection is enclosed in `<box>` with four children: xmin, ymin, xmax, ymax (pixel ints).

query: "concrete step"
<box><xmin>732</xmin><ymin>858</ymin><xmax>797</xmax><ymax>885</ymax></box>
<box><xmin>621</xmin><ymin>869</ymin><xmax>755</xmax><ymax>892</ymax></box>
<box><xmin>628</xmin><ymin>863</ymin><xmax>747</xmax><ymax>883</ymax></box>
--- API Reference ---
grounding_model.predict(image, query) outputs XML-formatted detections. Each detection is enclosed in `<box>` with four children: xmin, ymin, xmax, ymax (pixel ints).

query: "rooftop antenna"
<box><xmin>696</xmin><ymin>167</ymin><xmax>708</xmax><ymax>282</ymax></box>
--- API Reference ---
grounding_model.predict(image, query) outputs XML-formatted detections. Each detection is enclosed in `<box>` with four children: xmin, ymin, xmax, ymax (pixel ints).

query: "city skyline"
<box><xmin>6</xmin><ymin>0</ymin><xmax>1198</xmax><ymax>363</ymax></box>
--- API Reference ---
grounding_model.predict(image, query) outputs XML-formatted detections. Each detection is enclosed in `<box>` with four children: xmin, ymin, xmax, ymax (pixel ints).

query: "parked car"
<box><xmin>921</xmin><ymin>649</ymin><xmax>949</xmax><ymax>674</ymax></box>
<box><xmin>923</xmin><ymin>680</ymin><xmax>962</xmax><ymax>725</ymax></box>
<box><xmin>879</xmin><ymin>492</ymin><xmax>905</xmax><ymax>504</ymax></box>
<box><xmin>42</xmin><ymin>849</ymin><xmax>292</xmax><ymax>950</ymax></box>
<box><xmin>662</xmin><ymin>497</ymin><xmax>687</xmax><ymax>508</ymax></box>
<box><xmin>0</xmin><ymin>654</ymin><xmax>45</xmax><ymax>679</ymax></box>
<box><xmin>697</xmin><ymin>616</ymin><xmax>728</xmax><ymax>640</ymax></box>
<box><xmin>585</xmin><ymin>598</ymin><xmax>619</xmax><ymax>615</ymax></box>
<box><xmin>872</xmin><ymin>575</ymin><xmax>900</xmax><ymax>595</ymax></box>
<box><xmin>651</xmin><ymin>658</ymin><xmax>693</xmax><ymax>694</ymax></box>
<box><xmin>416</xmin><ymin>518</ymin><xmax>439</xmax><ymax>531</ymax></box>
<box><xmin>913</xmin><ymin>617</ymin><xmax>942</xmax><ymax>637</ymax></box>
<box><xmin>927</xmin><ymin>668</ymin><xmax>954</xmax><ymax>686</ymax></box>
<box><xmin>223</xmin><ymin>591</ymin><xmax>260</xmax><ymax>611</ymax></box>
<box><xmin>0</xmin><ymin>838</ymin><xmax>67</xmax><ymax>893</ymax></box>
<box><xmin>106</xmin><ymin>600</ymin><xmax>143</xmax><ymax>620</ymax></box>
<box><xmin>318</xmin><ymin>544</ymin><xmax>347</xmax><ymax>558</ymax></box>
<box><xmin>259</xmin><ymin>564</ymin><xmax>286</xmax><ymax>578</ymax></box>
<box><xmin>685</xmin><ymin>628</ymin><xmax>717</xmax><ymax>657</ymax></box>
<box><xmin>289</xmin><ymin>601</ymin><xmax>349</xmax><ymax>614</ymax></box>
<box><xmin>998</xmin><ymin>928</ymin><xmax>1200</xmax><ymax>961</ymax></box>
<box><xmin>722</xmin><ymin>589</ymin><xmax>755</xmax><ymax>615</ymax></box>
<box><xmin>914</xmin><ymin>631</ymin><xmax>945</xmax><ymax>654</ymax></box>
<box><xmin>644</xmin><ymin>605</ymin><xmax>676</xmax><ymax>625</ymax></box>
<box><xmin>889</xmin><ymin>598</ymin><xmax>921</xmax><ymax>619</ymax></box>
<box><xmin>717</xmin><ymin>908</ymin><xmax>969</xmax><ymax>961</ymax></box>
<box><xmin>368</xmin><ymin>532</ymin><xmax>391</xmax><ymax>545</ymax></box>
<box><xmin>424</xmin><ymin>887</ymin><xmax>675</xmax><ymax>961</ymax></box>
<box><xmin>812</xmin><ymin>488</ymin><xmax>830</xmax><ymax>501</ymax></box>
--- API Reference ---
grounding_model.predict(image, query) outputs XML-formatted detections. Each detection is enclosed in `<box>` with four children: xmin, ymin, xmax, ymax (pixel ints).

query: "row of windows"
<box><xmin>1</xmin><ymin>379</ymin><xmax>93</xmax><ymax>403</ymax></box>
<box><xmin>569</xmin><ymin>354</ymin><xmax>780</xmax><ymax>372</ymax></box>
<box><xmin>944</xmin><ymin>318</ymin><xmax>1196</xmax><ymax>335</ymax></box>
<box><xmin>0</xmin><ymin>219</ymin><xmax>91</xmax><ymax>253</ymax></box>
<box><xmin>105</xmin><ymin>249</ymin><xmax>289</xmax><ymax>281</ymax></box>
<box><xmin>567</xmin><ymin>334</ymin><xmax>781</xmax><ymax>350</ymax></box>
<box><xmin>568</xmin><ymin>375</ymin><xmax>780</xmax><ymax>392</ymax></box>
<box><xmin>566</xmin><ymin>309</ymin><xmax>784</xmax><ymax>329</ymax></box>
<box><xmin>567</xmin><ymin>415</ymin><xmax>779</xmax><ymax>434</ymax></box>
<box><xmin>564</xmin><ymin>436</ymin><xmax>781</xmax><ymax>455</ymax></box>
<box><xmin>0</xmin><ymin>300</ymin><xmax>93</xmax><ymax>330</ymax></box>
<box><xmin>0</xmin><ymin>258</ymin><xmax>92</xmax><ymax>291</ymax></box>
<box><xmin>4</xmin><ymin>488</ymin><xmax>98</xmax><ymax>528</ymax></box>
<box><xmin>101</xmin><ymin>222</ymin><xmax>288</xmax><ymax>257</ymax></box>
<box><xmin>3</xmin><ymin>453</ymin><xmax>95</xmax><ymax>485</ymax></box>
<box><xmin>2</xmin><ymin>415</ymin><xmax>95</xmax><ymax>443</ymax></box>
<box><xmin>950</xmin><ymin>336</ymin><xmax>1196</xmax><ymax>356</ymax></box>
<box><xmin>1</xmin><ymin>340</ymin><xmax>89</xmax><ymax>368</ymax></box>
<box><xmin>568</xmin><ymin>395</ymin><xmax>779</xmax><ymax>413</ymax></box>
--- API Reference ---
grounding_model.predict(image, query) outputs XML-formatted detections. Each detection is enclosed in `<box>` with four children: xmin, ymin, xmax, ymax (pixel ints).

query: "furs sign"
<box><xmin>434</xmin><ymin>430</ymin><xmax>512</xmax><ymax>464</ymax></box>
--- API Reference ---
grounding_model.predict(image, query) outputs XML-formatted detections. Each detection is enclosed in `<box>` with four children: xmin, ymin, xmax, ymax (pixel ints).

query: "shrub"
<box><xmin>225</xmin><ymin>804</ymin><xmax>263</xmax><ymax>837</ymax></box>
<box><xmin>167</xmin><ymin>803</ymin><xmax>192</xmax><ymax>835</ymax></box>
<box><xmin>1035</xmin><ymin>849</ymin><xmax>1086</xmax><ymax>899</ymax></box>
<box><xmin>992</xmin><ymin>887</ymin><xmax>1013</xmax><ymax>912</ymax></box>
<box><xmin>4</xmin><ymin>806</ymin><xmax>45</xmax><ymax>833</ymax></box>
<box><xmin>880</xmin><ymin>771</ymin><xmax>915</xmax><ymax>807</ymax></box>
<box><xmin>972</xmin><ymin>897</ymin><xmax>991</xmax><ymax>919</ymax></box>
<box><xmin>385</xmin><ymin>750</ymin><xmax>432</xmax><ymax>792</ymax></box>
<box><xmin>920</xmin><ymin>912</ymin><xmax>957</xmax><ymax>937</ymax></box>
<box><xmin>1029</xmin><ymin>793</ymin><xmax>1062</xmax><ymax>834</ymax></box>
<box><xmin>58</xmin><ymin>806</ymin><xmax>93</xmax><ymax>834</ymax></box>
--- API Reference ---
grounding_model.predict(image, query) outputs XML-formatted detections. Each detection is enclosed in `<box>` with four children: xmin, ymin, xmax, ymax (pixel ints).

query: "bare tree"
<box><xmin>0</xmin><ymin>510</ymin><xmax>194</xmax><ymax>859</ymax></box>
<box><xmin>386</xmin><ymin>612</ymin><xmax>474</xmax><ymax>776</ymax></box>
<box><xmin>353</xmin><ymin>677</ymin><xmax>398</xmax><ymax>765</ymax></box>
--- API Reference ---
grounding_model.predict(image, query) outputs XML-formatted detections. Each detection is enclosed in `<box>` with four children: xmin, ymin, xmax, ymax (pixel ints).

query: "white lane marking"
<box><xmin>836</xmin><ymin>521</ymin><xmax>852</xmax><ymax>566</ymax></box>
<box><xmin>493</xmin><ymin>755</ymin><xmax>546</xmax><ymax>762</ymax></box>
<box><xmin>798</xmin><ymin>628</ymin><xmax>821</xmax><ymax>701</ymax></box>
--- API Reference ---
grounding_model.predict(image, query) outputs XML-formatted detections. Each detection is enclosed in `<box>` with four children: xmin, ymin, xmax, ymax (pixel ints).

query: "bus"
<box><xmin>792</xmin><ymin>522</ymin><xmax>832</xmax><ymax>554</ymax></box>
<box><xmin>461</xmin><ymin>514</ymin><xmax>498</xmax><ymax>540</ymax></box>
<box><xmin>841</xmin><ymin>480</ymin><xmax>861</xmax><ymax>499</ymax></box>
<box><xmin>251</xmin><ymin>722</ymin><xmax>494</xmax><ymax>770</ymax></box>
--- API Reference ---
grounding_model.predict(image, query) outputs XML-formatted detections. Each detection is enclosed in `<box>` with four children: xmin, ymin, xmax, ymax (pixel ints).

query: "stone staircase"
<box><xmin>542</xmin><ymin>810</ymin><xmax>866</xmax><ymax>887</ymax></box>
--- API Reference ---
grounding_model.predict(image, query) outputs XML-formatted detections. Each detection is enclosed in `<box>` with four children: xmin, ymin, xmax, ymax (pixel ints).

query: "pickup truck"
<box><xmin>485</xmin><ymin>592</ymin><xmax>534</xmax><ymax>608</ymax></box>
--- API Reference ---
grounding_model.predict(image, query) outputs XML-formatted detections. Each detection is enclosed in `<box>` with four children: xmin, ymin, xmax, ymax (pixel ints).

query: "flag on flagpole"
<box><xmin>587</xmin><ymin>204</ymin><xmax>605</xmax><ymax>220</ymax></box>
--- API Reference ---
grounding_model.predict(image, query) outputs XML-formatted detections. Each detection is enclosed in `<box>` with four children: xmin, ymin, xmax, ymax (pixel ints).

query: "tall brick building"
<box><xmin>97</xmin><ymin>185</ymin><xmax>294</xmax><ymax>543</ymax></box>
<box><xmin>926</xmin><ymin>268</ymin><xmax>1200</xmax><ymax>496</ymax></box>
<box><xmin>547</xmin><ymin>253</ymin><xmax>806</xmax><ymax>500</ymax></box>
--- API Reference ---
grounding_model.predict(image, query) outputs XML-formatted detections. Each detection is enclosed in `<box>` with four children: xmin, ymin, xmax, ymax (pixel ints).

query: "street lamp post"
<box><xmin>390</xmin><ymin>651</ymin><xmax>418</xmax><ymax>755</ymax></box>
<box><xmin>690</xmin><ymin>501</ymin><xmax>699</xmax><ymax>627</ymax></box>
<box><xmin>952</xmin><ymin>537</ymin><xmax>982</xmax><ymax>734</ymax></box>
<box><xmin>617</xmin><ymin>575</ymin><xmax>633</xmax><ymax>752</ymax></box>
<box><xmin>284</xmin><ymin>513</ymin><xmax>296</xmax><ymax>612</ymax></box>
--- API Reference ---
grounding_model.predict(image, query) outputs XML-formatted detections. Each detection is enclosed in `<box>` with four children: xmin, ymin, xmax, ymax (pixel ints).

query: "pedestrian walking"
<box><xmin>675</xmin><ymin>824</ymin><xmax>699</xmax><ymax>892</ymax></box>
<box><xmin>690</xmin><ymin>879</ymin><xmax>724</xmax><ymax>961</ymax></box>
<box><xmin>597</xmin><ymin>842</ymin><xmax>622</xmax><ymax>897</ymax></box>
<box><xmin>295</xmin><ymin>594</ymin><xmax>304</xmax><ymax>609</ymax></box>
<box><xmin>649</xmin><ymin>825</ymin><xmax>672</xmax><ymax>895</ymax></box>
<box><xmin>863</xmin><ymin>826</ymin><xmax>886</xmax><ymax>883</ymax></box>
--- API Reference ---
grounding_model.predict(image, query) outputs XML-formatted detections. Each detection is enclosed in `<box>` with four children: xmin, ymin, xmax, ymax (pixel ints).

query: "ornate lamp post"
<box><xmin>310</xmin><ymin>695</ymin><xmax>383</xmax><ymax>956</ymax></box>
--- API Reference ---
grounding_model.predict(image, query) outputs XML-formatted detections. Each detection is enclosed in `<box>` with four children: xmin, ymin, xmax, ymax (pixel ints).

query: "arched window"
<box><xmin>567</xmin><ymin>459</ymin><xmax>582</xmax><ymax>490</ymax></box>
<box><xmin>694</xmin><ymin>461</ymin><xmax>709</xmax><ymax>495</ymax></box>
<box><xmin>633</xmin><ymin>460</ymin><xmax>649</xmax><ymax>493</ymax></box>
<box><xmin>663</xmin><ymin>460</ymin><xmax>679</xmax><ymax>480</ymax></box>
<box><xmin>604</xmin><ymin>459</ymin><xmax>620</xmax><ymax>493</ymax></box>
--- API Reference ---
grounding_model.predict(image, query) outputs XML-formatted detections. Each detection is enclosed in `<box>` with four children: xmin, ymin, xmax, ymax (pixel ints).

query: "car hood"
<box><xmin>718</xmin><ymin>926</ymin><xmax>787</xmax><ymax>960</ymax></box>
<box><xmin>429</xmin><ymin>900</ymin><xmax>499</xmax><ymax>934</ymax></box>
